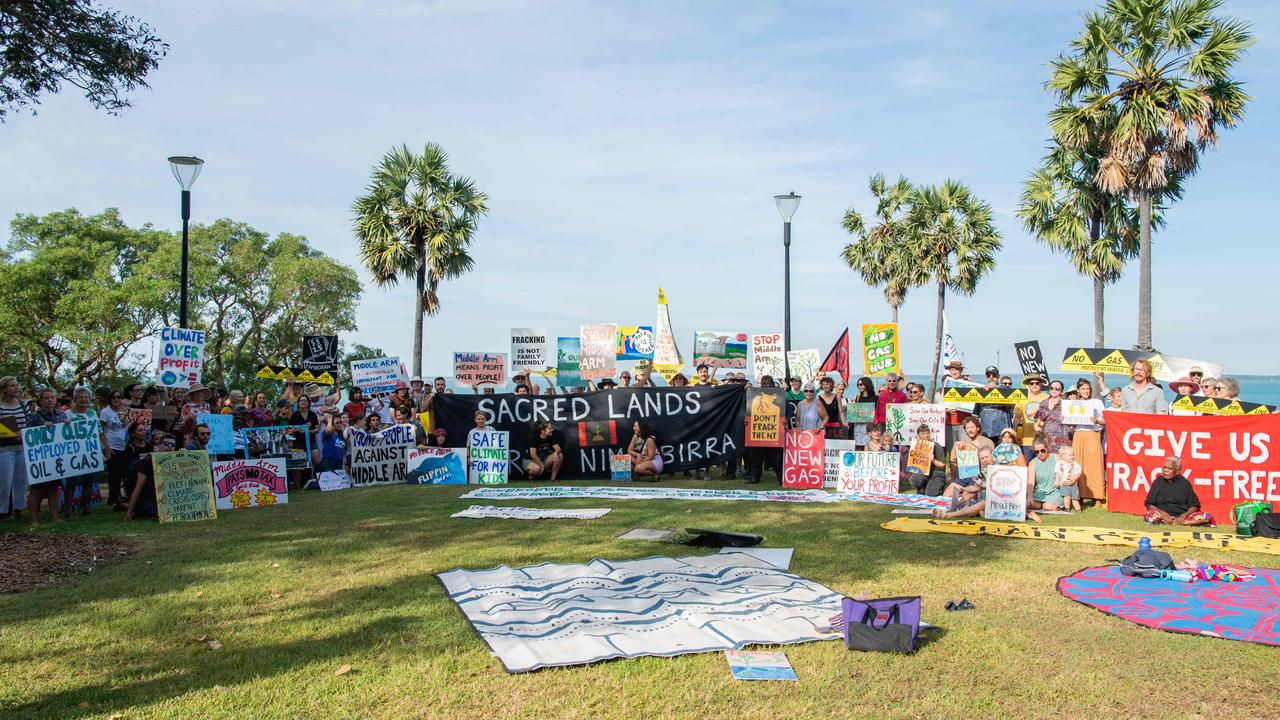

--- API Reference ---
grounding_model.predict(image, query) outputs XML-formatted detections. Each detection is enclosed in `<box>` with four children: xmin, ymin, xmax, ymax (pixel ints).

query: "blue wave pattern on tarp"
<box><xmin>437</xmin><ymin>554</ymin><xmax>842</xmax><ymax>673</ymax></box>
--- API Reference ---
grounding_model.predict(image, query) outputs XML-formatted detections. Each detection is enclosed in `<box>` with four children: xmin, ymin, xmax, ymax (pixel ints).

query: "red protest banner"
<box><xmin>782</xmin><ymin>429</ymin><xmax>824</xmax><ymax>489</ymax></box>
<box><xmin>1105</xmin><ymin>411</ymin><xmax>1280</xmax><ymax>519</ymax></box>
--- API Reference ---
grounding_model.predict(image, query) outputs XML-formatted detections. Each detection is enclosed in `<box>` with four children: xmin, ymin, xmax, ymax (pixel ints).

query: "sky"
<box><xmin>4</xmin><ymin>0</ymin><xmax>1280</xmax><ymax>377</ymax></box>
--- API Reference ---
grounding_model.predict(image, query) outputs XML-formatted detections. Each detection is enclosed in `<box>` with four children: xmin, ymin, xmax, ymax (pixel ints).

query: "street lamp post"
<box><xmin>774</xmin><ymin>192</ymin><xmax>800</xmax><ymax>380</ymax></box>
<box><xmin>168</xmin><ymin>156</ymin><xmax>205</xmax><ymax>328</ymax></box>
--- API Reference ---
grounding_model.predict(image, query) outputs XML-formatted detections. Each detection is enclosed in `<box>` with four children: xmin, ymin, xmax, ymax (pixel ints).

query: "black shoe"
<box><xmin>955</xmin><ymin>598</ymin><xmax>975</xmax><ymax>611</ymax></box>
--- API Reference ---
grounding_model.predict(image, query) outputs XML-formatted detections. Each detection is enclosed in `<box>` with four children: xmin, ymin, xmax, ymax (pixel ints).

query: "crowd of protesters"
<box><xmin>0</xmin><ymin>356</ymin><xmax>1237</xmax><ymax>528</ymax></box>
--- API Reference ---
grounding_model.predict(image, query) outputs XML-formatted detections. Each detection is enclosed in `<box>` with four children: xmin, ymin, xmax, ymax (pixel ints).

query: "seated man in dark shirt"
<box><xmin>1143</xmin><ymin>456</ymin><xmax>1212</xmax><ymax>526</ymax></box>
<box><xmin>124</xmin><ymin>431</ymin><xmax>176</xmax><ymax>521</ymax></box>
<box><xmin>524</xmin><ymin>421</ymin><xmax>564</xmax><ymax>481</ymax></box>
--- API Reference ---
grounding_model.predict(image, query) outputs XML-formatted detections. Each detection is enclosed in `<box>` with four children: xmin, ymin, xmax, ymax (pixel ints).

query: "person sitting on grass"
<box><xmin>1026</xmin><ymin>439</ymin><xmax>1064</xmax><ymax>520</ymax></box>
<box><xmin>933</xmin><ymin>449</ymin><xmax>995</xmax><ymax>519</ymax></box>
<box><xmin>124</xmin><ymin>430</ymin><xmax>177</xmax><ymax>521</ymax></box>
<box><xmin>628</xmin><ymin>420</ymin><xmax>663</xmax><ymax>480</ymax></box>
<box><xmin>904</xmin><ymin>424</ymin><xmax>947</xmax><ymax>496</ymax></box>
<box><xmin>1144</xmin><ymin>456</ymin><xmax>1213</xmax><ymax>526</ymax></box>
<box><xmin>1054</xmin><ymin>446</ymin><xmax>1083</xmax><ymax>513</ymax></box>
<box><xmin>524</xmin><ymin>421</ymin><xmax>564</xmax><ymax>481</ymax></box>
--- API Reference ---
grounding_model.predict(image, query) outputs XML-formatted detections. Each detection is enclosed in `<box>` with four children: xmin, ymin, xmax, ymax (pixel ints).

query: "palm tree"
<box><xmin>352</xmin><ymin>144</ymin><xmax>489</xmax><ymax>377</ymax></box>
<box><xmin>1047</xmin><ymin>0</ymin><xmax>1252</xmax><ymax>351</ymax></box>
<box><xmin>1018</xmin><ymin>135</ymin><xmax>1139</xmax><ymax>347</ymax></box>
<box><xmin>840</xmin><ymin>174</ymin><xmax>922</xmax><ymax>323</ymax></box>
<box><xmin>909</xmin><ymin>181</ymin><xmax>1001</xmax><ymax>398</ymax></box>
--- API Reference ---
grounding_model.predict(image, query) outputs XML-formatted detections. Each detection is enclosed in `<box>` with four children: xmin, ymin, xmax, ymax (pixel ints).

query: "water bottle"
<box><xmin>1159</xmin><ymin>569</ymin><xmax>1194</xmax><ymax>583</ymax></box>
<box><xmin>1138</xmin><ymin>537</ymin><xmax>1151</xmax><ymax>551</ymax></box>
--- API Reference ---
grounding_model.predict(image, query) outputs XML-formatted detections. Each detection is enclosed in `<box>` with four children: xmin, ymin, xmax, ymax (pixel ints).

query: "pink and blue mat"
<box><xmin>1058</xmin><ymin>565</ymin><xmax>1280</xmax><ymax>646</ymax></box>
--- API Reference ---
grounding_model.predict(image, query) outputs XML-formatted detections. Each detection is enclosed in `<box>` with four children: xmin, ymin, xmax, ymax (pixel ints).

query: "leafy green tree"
<box><xmin>0</xmin><ymin>208</ymin><xmax>170</xmax><ymax>386</ymax></box>
<box><xmin>907</xmin><ymin>181</ymin><xmax>1002</xmax><ymax>398</ymax></box>
<box><xmin>841</xmin><ymin>174</ymin><xmax>926</xmax><ymax>324</ymax></box>
<box><xmin>140</xmin><ymin>218</ymin><xmax>363</xmax><ymax>391</ymax></box>
<box><xmin>1</xmin><ymin>0</ymin><xmax>167</xmax><ymax>120</ymax></box>
<box><xmin>1048</xmin><ymin>0</ymin><xmax>1252</xmax><ymax>350</ymax></box>
<box><xmin>352</xmin><ymin>143</ymin><xmax>488</xmax><ymax>378</ymax></box>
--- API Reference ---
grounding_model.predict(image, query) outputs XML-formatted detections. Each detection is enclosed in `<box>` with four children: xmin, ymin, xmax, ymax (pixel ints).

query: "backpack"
<box><xmin>1251</xmin><ymin>512</ymin><xmax>1280</xmax><ymax>539</ymax></box>
<box><xmin>1119</xmin><ymin>547</ymin><xmax>1174</xmax><ymax>578</ymax></box>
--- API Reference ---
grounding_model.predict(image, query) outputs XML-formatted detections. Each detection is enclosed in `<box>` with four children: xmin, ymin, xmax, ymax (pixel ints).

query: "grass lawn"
<box><xmin>1</xmin><ymin>476</ymin><xmax>1277</xmax><ymax>720</ymax></box>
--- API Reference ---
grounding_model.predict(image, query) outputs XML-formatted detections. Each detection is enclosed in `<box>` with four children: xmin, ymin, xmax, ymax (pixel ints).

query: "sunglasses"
<box><xmin>159</xmin><ymin>440</ymin><xmax>176</xmax><ymax>447</ymax></box>
<box><xmin>1050</xmin><ymin>386</ymin><xmax>1063</xmax><ymax>391</ymax></box>
<box><xmin>803</xmin><ymin>390</ymin><xmax>815</xmax><ymax>394</ymax></box>
<box><xmin>1027</xmin><ymin>380</ymin><xmax>1043</xmax><ymax>385</ymax></box>
<box><xmin>1000</xmin><ymin>381</ymin><xmax>1012</xmax><ymax>386</ymax></box>
<box><xmin>1036</xmin><ymin>448</ymin><xmax>1048</xmax><ymax>455</ymax></box>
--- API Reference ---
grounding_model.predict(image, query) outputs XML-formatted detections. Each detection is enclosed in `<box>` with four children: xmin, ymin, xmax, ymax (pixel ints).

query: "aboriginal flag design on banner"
<box><xmin>579</xmin><ymin>420</ymin><xmax>618</xmax><ymax>447</ymax></box>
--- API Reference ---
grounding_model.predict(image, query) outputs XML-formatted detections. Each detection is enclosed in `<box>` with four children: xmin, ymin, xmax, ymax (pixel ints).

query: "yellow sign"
<box><xmin>0</xmin><ymin>421</ymin><xmax>17</xmax><ymax>440</ymax></box>
<box><xmin>652</xmin><ymin>364</ymin><xmax>685</xmax><ymax>383</ymax></box>
<box><xmin>1059</xmin><ymin>347</ymin><xmax>1158</xmax><ymax>375</ymax></box>
<box><xmin>881</xmin><ymin>517</ymin><xmax>1280</xmax><ymax>556</ymax></box>
<box><xmin>862</xmin><ymin>323</ymin><xmax>900</xmax><ymax>377</ymax></box>
<box><xmin>1170</xmin><ymin>395</ymin><xmax>1277</xmax><ymax>415</ymax></box>
<box><xmin>942</xmin><ymin>386</ymin><xmax>1026</xmax><ymax>405</ymax></box>
<box><xmin>255</xmin><ymin>366</ymin><xmax>335</xmax><ymax>385</ymax></box>
<box><xmin>418</xmin><ymin>412</ymin><xmax>431</xmax><ymax>430</ymax></box>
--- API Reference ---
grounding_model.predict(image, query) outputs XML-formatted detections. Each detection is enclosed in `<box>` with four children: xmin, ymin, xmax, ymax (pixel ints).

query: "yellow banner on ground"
<box><xmin>881</xmin><ymin>517</ymin><xmax>1280</xmax><ymax>556</ymax></box>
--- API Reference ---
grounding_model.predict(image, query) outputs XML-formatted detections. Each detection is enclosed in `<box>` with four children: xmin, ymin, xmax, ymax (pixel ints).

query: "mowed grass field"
<box><xmin>1</xmin><ymin>477</ymin><xmax>1277</xmax><ymax>720</ymax></box>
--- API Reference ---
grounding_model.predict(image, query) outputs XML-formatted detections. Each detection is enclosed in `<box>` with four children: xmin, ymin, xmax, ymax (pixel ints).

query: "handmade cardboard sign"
<box><xmin>751</xmin><ymin>333</ymin><xmax>785</xmax><ymax>384</ymax></box>
<box><xmin>845</xmin><ymin>402</ymin><xmax>875</xmax><ymax>424</ymax></box>
<box><xmin>694</xmin><ymin>331</ymin><xmax>748</xmax><ymax>369</ymax></box>
<box><xmin>510</xmin><ymin>329</ymin><xmax>547</xmax><ymax>370</ymax></box>
<box><xmin>349</xmin><ymin>424</ymin><xmax>416</xmax><ymax>486</ymax></box>
<box><xmin>21</xmin><ymin>413</ymin><xmax>103</xmax><ymax>485</ymax></box>
<box><xmin>822</xmin><ymin>439</ymin><xmax>857</xmax><ymax>488</ymax></box>
<box><xmin>557</xmin><ymin>337</ymin><xmax>582</xmax><ymax>388</ymax></box>
<box><xmin>836</xmin><ymin>451</ymin><xmax>900</xmax><ymax>493</ymax></box>
<box><xmin>212</xmin><ymin>458</ymin><xmax>287</xmax><ymax>509</ymax></box>
<box><xmin>197</xmin><ymin>413</ymin><xmax>235</xmax><ymax>454</ymax></box>
<box><xmin>610</xmin><ymin>454</ymin><xmax>633</xmax><ymax>481</ymax></box>
<box><xmin>786</xmin><ymin>349</ymin><xmax>820</xmax><ymax>380</ymax></box>
<box><xmin>984</xmin><ymin>464</ymin><xmax>1028</xmax><ymax>521</ymax></box>
<box><xmin>580</xmin><ymin>324</ymin><xmax>618</xmax><ymax>380</ymax></box>
<box><xmin>154</xmin><ymin>450</ymin><xmax>216</xmax><ymax>523</ymax></box>
<box><xmin>885</xmin><ymin>403</ymin><xmax>945</xmax><ymax>445</ymax></box>
<box><xmin>302</xmin><ymin>335</ymin><xmax>338</xmax><ymax>373</ymax></box>
<box><xmin>745</xmin><ymin>387</ymin><xmax>785</xmax><ymax>448</ymax></box>
<box><xmin>616</xmin><ymin>326</ymin><xmax>655</xmax><ymax>360</ymax></box>
<box><xmin>905</xmin><ymin>439</ymin><xmax>935</xmax><ymax>475</ymax></box>
<box><xmin>956</xmin><ymin>444</ymin><xmax>980</xmax><ymax>480</ymax></box>
<box><xmin>126</xmin><ymin>408</ymin><xmax>153</xmax><ymax>433</ymax></box>
<box><xmin>652</xmin><ymin>287</ymin><xmax>685</xmax><ymax>382</ymax></box>
<box><xmin>406</xmin><ymin>447</ymin><xmax>468</xmax><ymax>485</ymax></box>
<box><xmin>156</xmin><ymin>327</ymin><xmax>204</xmax><ymax>388</ymax></box>
<box><xmin>350</xmin><ymin>356</ymin><xmax>403</xmax><ymax>396</ymax></box>
<box><xmin>782</xmin><ymin>429</ymin><xmax>824</xmax><ymax>489</ymax></box>
<box><xmin>1061</xmin><ymin>399</ymin><xmax>1093</xmax><ymax>425</ymax></box>
<box><xmin>862</xmin><ymin>323</ymin><xmax>900</xmax><ymax>376</ymax></box>
<box><xmin>454</xmin><ymin>352</ymin><xmax>507</xmax><ymax>387</ymax></box>
<box><xmin>468</xmin><ymin>429</ymin><xmax>510</xmax><ymax>484</ymax></box>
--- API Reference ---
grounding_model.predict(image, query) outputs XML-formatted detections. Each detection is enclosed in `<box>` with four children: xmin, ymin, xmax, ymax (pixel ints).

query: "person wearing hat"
<box><xmin>1187</xmin><ymin>366</ymin><xmax>1205</xmax><ymax>388</ymax></box>
<box><xmin>175</xmin><ymin>382</ymin><xmax>212</xmax><ymax>443</ymax></box>
<box><xmin>1168</xmin><ymin>376</ymin><xmax>1201</xmax><ymax>416</ymax></box>
<box><xmin>595</xmin><ymin>378</ymin><xmax>618</xmax><ymax>390</ymax></box>
<box><xmin>975</xmin><ymin>366</ymin><xmax>1014</xmax><ymax>446</ymax></box>
<box><xmin>1018</xmin><ymin>372</ymin><xmax>1049</xmax><ymax>462</ymax></box>
<box><xmin>410</xmin><ymin>376</ymin><xmax>428</xmax><ymax>407</ymax></box>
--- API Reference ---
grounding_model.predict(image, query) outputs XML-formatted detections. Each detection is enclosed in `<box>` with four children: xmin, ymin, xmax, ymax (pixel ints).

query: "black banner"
<box><xmin>303</xmin><ymin>335</ymin><xmax>339</xmax><ymax>373</ymax></box>
<box><xmin>1014</xmin><ymin>340</ymin><xmax>1046</xmax><ymax>376</ymax></box>
<box><xmin>435</xmin><ymin>385</ymin><xmax>746</xmax><ymax>479</ymax></box>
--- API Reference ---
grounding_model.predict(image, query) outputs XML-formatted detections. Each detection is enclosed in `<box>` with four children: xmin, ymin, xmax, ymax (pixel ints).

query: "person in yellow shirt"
<box><xmin>690</xmin><ymin>363</ymin><xmax>719</xmax><ymax>386</ymax></box>
<box><xmin>1019</xmin><ymin>372</ymin><xmax>1049</xmax><ymax>462</ymax></box>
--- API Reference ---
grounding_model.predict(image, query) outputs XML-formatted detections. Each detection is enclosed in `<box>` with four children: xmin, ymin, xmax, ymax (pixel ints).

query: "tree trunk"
<box><xmin>927</xmin><ymin>282</ymin><xmax>945</xmax><ymax>399</ymax></box>
<box><xmin>1136</xmin><ymin>192</ymin><xmax>1152</xmax><ymax>351</ymax></box>
<box><xmin>1093</xmin><ymin>275</ymin><xmax>1105</xmax><ymax>348</ymax></box>
<box><xmin>890</xmin><ymin>301</ymin><xmax>899</xmax><ymax>325</ymax></box>
<box><xmin>1090</xmin><ymin>210</ymin><xmax>1104</xmax><ymax>348</ymax></box>
<box><xmin>413</xmin><ymin>237</ymin><xmax>426</xmax><ymax>379</ymax></box>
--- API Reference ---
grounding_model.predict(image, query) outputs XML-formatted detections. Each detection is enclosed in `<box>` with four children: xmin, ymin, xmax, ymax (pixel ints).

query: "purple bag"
<box><xmin>840</xmin><ymin>596</ymin><xmax>921</xmax><ymax>653</ymax></box>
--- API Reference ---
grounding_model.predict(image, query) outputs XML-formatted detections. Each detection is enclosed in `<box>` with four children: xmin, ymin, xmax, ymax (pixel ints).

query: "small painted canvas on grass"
<box><xmin>725</xmin><ymin>650</ymin><xmax>798</xmax><ymax>681</ymax></box>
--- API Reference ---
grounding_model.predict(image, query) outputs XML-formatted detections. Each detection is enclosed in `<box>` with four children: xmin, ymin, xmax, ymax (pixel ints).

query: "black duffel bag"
<box><xmin>1251</xmin><ymin>512</ymin><xmax>1280</xmax><ymax>539</ymax></box>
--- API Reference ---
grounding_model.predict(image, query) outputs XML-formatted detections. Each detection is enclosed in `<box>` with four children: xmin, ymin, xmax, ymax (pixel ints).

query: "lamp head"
<box><xmin>168</xmin><ymin>156</ymin><xmax>205</xmax><ymax>191</ymax></box>
<box><xmin>774</xmin><ymin>191</ymin><xmax>800</xmax><ymax>222</ymax></box>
